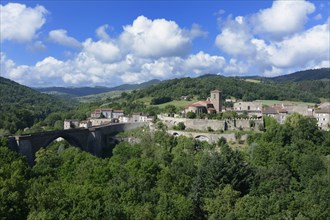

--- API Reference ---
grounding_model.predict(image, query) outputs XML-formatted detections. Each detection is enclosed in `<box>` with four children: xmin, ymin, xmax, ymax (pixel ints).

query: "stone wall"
<box><xmin>158</xmin><ymin>115</ymin><xmax>263</xmax><ymax>131</ymax></box>
<box><xmin>168</xmin><ymin>130</ymin><xmax>247</xmax><ymax>144</ymax></box>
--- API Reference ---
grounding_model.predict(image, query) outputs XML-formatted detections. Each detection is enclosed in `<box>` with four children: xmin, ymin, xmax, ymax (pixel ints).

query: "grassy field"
<box><xmin>136</xmin><ymin>96</ymin><xmax>198</xmax><ymax>109</ymax></box>
<box><xmin>244</xmin><ymin>79</ymin><xmax>261</xmax><ymax>83</ymax></box>
<box><xmin>256</xmin><ymin>100</ymin><xmax>316</xmax><ymax>107</ymax></box>
<box><xmin>76</xmin><ymin>90</ymin><xmax>126</xmax><ymax>103</ymax></box>
<box><xmin>152</xmin><ymin>99</ymin><xmax>198</xmax><ymax>109</ymax></box>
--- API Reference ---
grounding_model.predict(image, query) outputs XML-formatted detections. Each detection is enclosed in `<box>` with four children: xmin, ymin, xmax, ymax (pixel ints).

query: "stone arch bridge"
<box><xmin>168</xmin><ymin>130</ymin><xmax>247</xmax><ymax>144</ymax></box>
<box><xmin>8</xmin><ymin>122</ymin><xmax>147</xmax><ymax>165</ymax></box>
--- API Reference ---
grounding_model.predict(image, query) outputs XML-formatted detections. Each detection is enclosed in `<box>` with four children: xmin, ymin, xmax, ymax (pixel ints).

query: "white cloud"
<box><xmin>82</xmin><ymin>39</ymin><xmax>121</xmax><ymax>63</ymax></box>
<box><xmin>26</xmin><ymin>41</ymin><xmax>46</xmax><ymax>51</ymax></box>
<box><xmin>120</xmin><ymin>15</ymin><xmax>192</xmax><ymax>58</ymax></box>
<box><xmin>96</xmin><ymin>24</ymin><xmax>111</xmax><ymax>41</ymax></box>
<box><xmin>0</xmin><ymin>3</ymin><xmax>47</xmax><ymax>42</ymax></box>
<box><xmin>214</xmin><ymin>2</ymin><xmax>329</xmax><ymax>77</ymax></box>
<box><xmin>224</xmin><ymin>59</ymin><xmax>249</xmax><ymax>75</ymax></box>
<box><xmin>269</xmin><ymin>22</ymin><xmax>330</xmax><ymax>68</ymax></box>
<box><xmin>189</xmin><ymin>24</ymin><xmax>208</xmax><ymax>38</ymax></box>
<box><xmin>184</xmin><ymin>51</ymin><xmax>225</xmax><ymax>75</ymax></box>
<box><xmin>142</xmin><ymin>61</ymin><xmax>174</xmax><ymax>78</ymax></box>
<box><xmin>49</xmin><ymin>29</ymin><xmax>82</xmax><ymax>48</ymax></box>
<box><xmin>215</xmin><ymin>19</ymin><xmax>255</xmax><ymax>56</ymax></box>
<box><xmin>253</xmin><ymin>0</ymin><xmax>315</xmax><ymax>39</ymax></box>
<box><xmin>314</xmin><ymin>13</ymin><xmax>322</xmax><ymax>20</ymax></box>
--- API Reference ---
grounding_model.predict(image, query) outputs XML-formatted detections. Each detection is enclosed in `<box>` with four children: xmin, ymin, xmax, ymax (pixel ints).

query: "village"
<box><xmin>64</xmin><ymin>90</ymin><xmax>330</xmax><ymax>131</ymax></box>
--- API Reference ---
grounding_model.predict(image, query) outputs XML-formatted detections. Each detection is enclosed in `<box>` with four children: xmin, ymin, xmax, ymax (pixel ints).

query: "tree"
<box><xmin>204</xmin><ymin>185</ymin><xmax>240</xmax><ymax>219</ymax></box>
<box><xmin>164</xmin><ymin>105</ymin><xmax>177</xmax><ymax>115</ymax></box>
<box><xmin>173</xmin><ymin>122</ymin><xmax>185</xmax><ymax>130</ymax></box>
<box><xmin>0</xmin><ymin>146</ymin><xmax>29</xmax><ymax>220</ymax></box>
<box><xmin>186</xmin><ymin>112</ymin><xmax>196</xmax><ymax>119</ymax></box>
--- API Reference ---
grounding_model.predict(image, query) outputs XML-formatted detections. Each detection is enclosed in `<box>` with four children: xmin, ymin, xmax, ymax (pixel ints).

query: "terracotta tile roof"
<box><xmin>199</xmin><ymin>101</ymin><xmax>213</xmax><ymax>104</ymax></box>
<box><xmin>188</xmin><ymin>103</ymin><xmax>206</xmax><ymax>107</ymax></box>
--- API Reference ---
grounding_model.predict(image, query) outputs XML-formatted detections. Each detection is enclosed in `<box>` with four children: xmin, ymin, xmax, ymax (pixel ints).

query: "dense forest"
<box><xmin>0</xmin><ymin>114</ymin><xmax>329</xmax><ymax>219</ymax></box>
<box><xmin>124</xmin><ymin>75</ymin><xmax>325</xmax><ymax>103</ymax></box>
<box><xmin>0</xmin><ymin>77</ymin><xmax>72</xmax><ymax>134</ymax></box>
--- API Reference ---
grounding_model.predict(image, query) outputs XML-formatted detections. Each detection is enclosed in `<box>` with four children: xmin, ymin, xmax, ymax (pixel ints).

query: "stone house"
<box><xmin>234</xmin><ymin>101</ymin><xmax>262</xmax><ymax>117</ymax></box>
<box><xmin>112</xmin><ymin>110</ymin><xmax>124</xmax><ymax>119</ymax></box>
<box><xmin>314</xmin><ymin>108</ymin><xmax>330</xmax><ymax>130</ymax></box>
<box><xmin>91</xmin><ymin>108</ymin><xmax>124</xmax><ymax>119</ymax></box>
<box><xmin>64</xmin><ymin>119</ymin><xmax>79</xmax><ymax>130</ymax></box>
<box><xmin>262</xmin><ymin>106</ymin><xmax>288</xmax><ymax>124</ymax></box>
<box><xmin>119</xmin><ymin>116</ymin><xmax>131</xmax><ymax>123</ymax></box>
<box><xmin>132</xmin><ymin>112</ymin><xmax>148</xmax><ymax>122</ymax></box>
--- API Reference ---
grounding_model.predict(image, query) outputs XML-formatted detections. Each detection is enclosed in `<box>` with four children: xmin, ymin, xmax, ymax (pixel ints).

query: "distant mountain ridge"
<box><xmin>35</xmin><ymin>79</ymin><xmax>161</xmax><ymax>97</ymax></box>
<box><xmin>270</xmin><ymin>68</ymin><xmax>330</xmax><ymax>82</ymax></box>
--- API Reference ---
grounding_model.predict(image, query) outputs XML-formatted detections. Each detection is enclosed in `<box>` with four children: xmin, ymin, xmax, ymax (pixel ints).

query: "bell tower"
<box><xmin>210</xmin><ymin>90</ymin><xmax>222</xmax><ymax>112</ymax></box>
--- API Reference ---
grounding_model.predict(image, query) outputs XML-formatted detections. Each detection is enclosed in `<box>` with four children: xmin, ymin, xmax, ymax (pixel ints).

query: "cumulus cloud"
<box><xmin>269</xmin><ymin>22</ymin><xmax>330</xmax><ymax>68</ymax></box>
<box><xmin>120</xmin><ymin>15</ymin><xmax>192</xmax><ymax>58</ymax></box>
<box><xmin>2</xmin><ymin>6</ymin><xmax>328</xmax><ymax>86</ymax></box>
<box><xmin>215</xmin><ymin>18</ymin><xmax>255</xmax><ymax>56</ymax></box>
<box><xmin>49</xmin><ymin>29</ymin><xmax>82</xmax><ymax>48</ymax></box>
<box><xmin>82</xmin><ymin>39</ymin><xmax>121</xmax><ymax>63</ymax></box>
<box><xmin>0</xmin><ymin>3</ymin><xmax>47</xmax><ymax>42</ymax></box>
<box><xmin>1</xmin><ymin>49</ymin><xmax>230</xmax><ymax>87</ymax></box>
<box><xmin>184</xmin><ymin>52</ymin><xmax>225</xmax><ymax>75</ymax></box>
<box><xmin>214</xmin><ymin>1</ymin><xmax>329</xmax><ymax>77</ymax></box>
<box><xmin>252</xmin><ymin>0</ymin><xmax>315</xmax><ymax>39</ymax></box>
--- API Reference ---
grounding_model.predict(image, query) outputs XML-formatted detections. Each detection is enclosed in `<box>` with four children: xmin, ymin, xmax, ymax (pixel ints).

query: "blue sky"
<box><xmin>0</xmin><ymin>0</ymin><xmax>329</xmax><ymax>87</ymax></box>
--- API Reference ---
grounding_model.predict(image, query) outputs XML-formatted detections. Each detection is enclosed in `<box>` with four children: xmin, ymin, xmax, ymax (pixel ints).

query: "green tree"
<box><xmin>186</xmin><ymin>112</ymin><xmax>196</xmax><ymax>119</ymax></box>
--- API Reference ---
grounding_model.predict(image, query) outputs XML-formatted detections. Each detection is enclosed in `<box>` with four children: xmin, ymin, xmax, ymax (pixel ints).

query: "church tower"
<box><xmin>210</xmin><ymin>90</ymin><xmax>222</xmax><ymax>112</ymax></box>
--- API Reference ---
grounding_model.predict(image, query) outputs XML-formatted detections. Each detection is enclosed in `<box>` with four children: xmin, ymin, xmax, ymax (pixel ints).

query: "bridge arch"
<box><xmin>194</xmin><ymin>135</ymin><xmax>209</xmax><ymax>142</ymax></box>
<box><xmin>172</xmin><ymin>132</ymin><xmax>179</xmax><ymax>137</ymax></box>
<box><xmin>42</xmin><ymin>133</ymin><xmax>84</xmax><ymax>150</ymax></box>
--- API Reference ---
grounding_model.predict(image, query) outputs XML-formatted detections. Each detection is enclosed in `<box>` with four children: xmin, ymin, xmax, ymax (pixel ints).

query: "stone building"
<box><xmin>91</xmin><ymin>108</ymin><xmax>124</xmax><ymax>119</ymax></box>
<box><xmin>79</xmin><ymin>120</ymin><xmax>92</xmax><ymax>128</ymax></box>
<box><xmin>234</xmin><ymin>101</ymin><xmax>262</xmax><ymax>117</ymax></box>
<box><xmin>64</xmin><ymin>119</ymin><xmax>79</xmax><ymax>130</ymax></box>
<box><xmin>314</xmin><ymin>108</ymin><xmax>330</xmax><ymax>130</ymax></box>
<box><xmin>132</xmin><ymin>113</ymin><xmax>148</xmax><ymax>122</ymax></box>
<box><xmin>185</xmin><ymin>90</ymin><xmax>222</xmax><ymax>115</ymax></box>
<box><xmin>210</xmin><ymin>90</ymin><xmax>222</xmax><ymax>112</ymax></box>
<box><xmin>262</xmin><ymin>106</ymin><xmax>288</xmax><ymax>124</ymax></box>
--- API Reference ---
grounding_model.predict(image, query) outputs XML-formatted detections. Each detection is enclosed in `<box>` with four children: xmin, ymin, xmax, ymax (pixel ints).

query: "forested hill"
<box><xmin>35</xmin><ymin>79</ymin><xmax>161</xmax><ymax>97</ymax></box>
<box><xmin>270</xmin><ymin>68</ymin><xmax>330</xmax><ymax>82</ymax></box>
<box><xmin>128</xmin><ymin>75</ymin><xmax>325</xmax><ymax>103</ymax></box>
<box><xmin>0</xmin><ymin>77</ymin><xmax>71</xmax><ymax>134</ymax></box>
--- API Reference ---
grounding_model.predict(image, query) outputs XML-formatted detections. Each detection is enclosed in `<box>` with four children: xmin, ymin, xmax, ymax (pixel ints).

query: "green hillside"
<box><xmin>0</xmin><ymin>77</ymin><xmax>71</xmax><ymax>134</ymax></box>
<box><xmin>270</xmin><ymin>68</ymin><xmax>330</xmax><ymax>82</ymax></box>
<box><xmin>126</xmin><ymin>75</ymin><xmax>322</xmax><ymax>103</ymax></box>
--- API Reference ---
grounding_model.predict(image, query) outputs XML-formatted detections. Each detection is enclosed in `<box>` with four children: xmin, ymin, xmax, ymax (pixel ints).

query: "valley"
<box><xmin>0</xmin><ymin>68</ymin><xmax>329</xmax><ymax>219</ymax></box>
